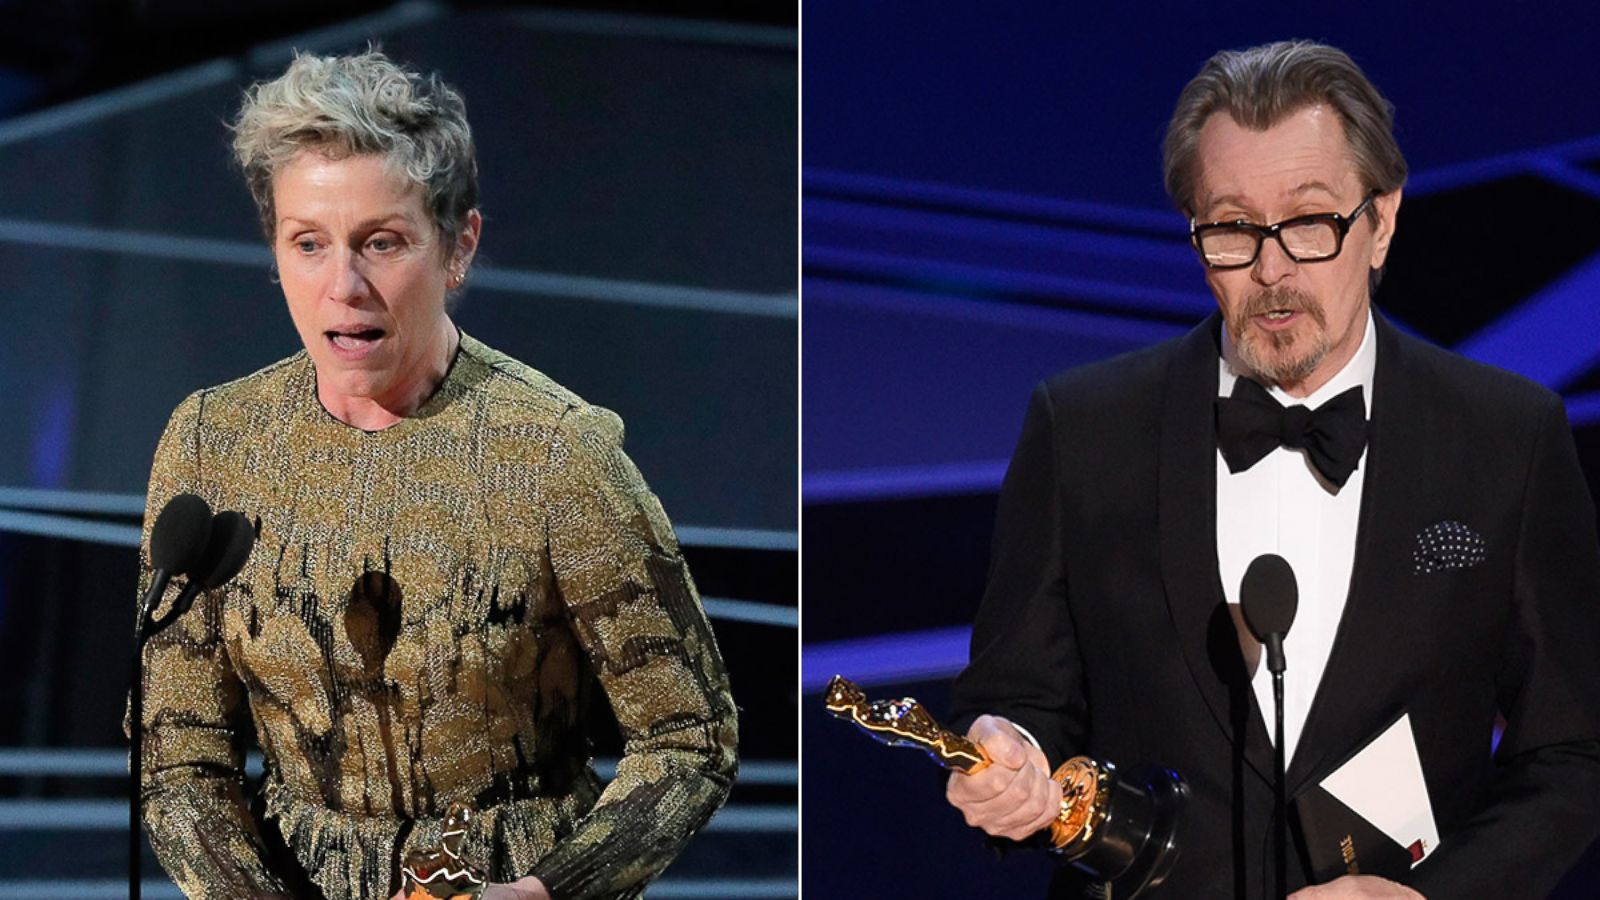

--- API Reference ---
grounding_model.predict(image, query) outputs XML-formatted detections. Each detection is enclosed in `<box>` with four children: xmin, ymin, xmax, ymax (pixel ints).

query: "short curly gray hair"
<box><xmin>231</xmin><ymin>49</ymin><xmax>478</xmax><ymax>263</ymax></box>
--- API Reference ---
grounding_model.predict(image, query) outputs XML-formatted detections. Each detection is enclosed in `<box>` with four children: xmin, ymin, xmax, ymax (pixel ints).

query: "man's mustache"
<box><xmin>1237</xmin><ymin>289</ymin><xmax>1326</xmax><ymax>326</ymax></box>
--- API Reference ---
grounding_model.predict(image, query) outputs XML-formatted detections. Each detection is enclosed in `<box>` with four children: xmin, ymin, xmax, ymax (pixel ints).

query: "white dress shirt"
<box><xmin>1216</xmin><ymin>310</ymin><xmax>1376</xmax><ymax>764</ymax></box>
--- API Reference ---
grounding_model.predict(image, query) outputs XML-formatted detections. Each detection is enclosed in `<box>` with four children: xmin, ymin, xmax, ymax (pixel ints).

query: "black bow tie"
<box><xmin>1214</xmin><ymin>378</ymin><xmax>1368</xmax><ymax>488</ymax></box>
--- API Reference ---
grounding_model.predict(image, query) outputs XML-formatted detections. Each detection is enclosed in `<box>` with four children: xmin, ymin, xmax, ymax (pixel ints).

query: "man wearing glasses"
<box><xmin>944</xmin><ymin>40</ymin><xmax>1600</xmax><ymax>898</ymax></box>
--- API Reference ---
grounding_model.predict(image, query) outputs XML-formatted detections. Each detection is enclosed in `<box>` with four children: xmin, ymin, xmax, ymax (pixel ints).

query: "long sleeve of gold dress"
<box><xmin>136</xmin><ymin>334</ymin><xmax>739</xmax><ymax>899</ymax></box>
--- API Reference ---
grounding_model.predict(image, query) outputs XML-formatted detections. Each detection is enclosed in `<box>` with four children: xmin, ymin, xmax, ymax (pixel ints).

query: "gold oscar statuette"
<box><xmin>824</xmin><ymin>675</ymin><xmax>1187</xmax><ymax>898</ymax></box>
<box><xmin>400</xmin><ymin>803</ymin><xmax>488</xmax><ymax>900</ymax></box>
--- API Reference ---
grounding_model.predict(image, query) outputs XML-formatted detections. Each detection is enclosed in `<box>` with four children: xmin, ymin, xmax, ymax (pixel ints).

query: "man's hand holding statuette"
<box><xmin>944</xmin><ymin>714</ymin><xmax>1062</xmax><ymax>841</ymax></box>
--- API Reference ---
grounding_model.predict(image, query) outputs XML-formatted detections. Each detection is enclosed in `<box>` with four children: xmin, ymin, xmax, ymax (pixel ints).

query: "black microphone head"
<box><xmin>149</xmin><ymin>493</ymin><xmax>213</xmax><ymax>575</ymax></box>
<box><xmin>1240</xmin><ymin>553</ymin><xmax>1298</xmax><ymax>640</ymax></box>
<box><xmin>194</xmin><ymin>511</ymin><xmax>257</xmax><ymax>589</ymax></box>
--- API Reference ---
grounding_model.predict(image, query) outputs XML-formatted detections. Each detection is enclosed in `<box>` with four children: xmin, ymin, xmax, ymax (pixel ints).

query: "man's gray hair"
<box><xmin>231</xmin><ymin>49</ymin><xmax>478</xmax><ymax>260</ymax></box>
<box><xmin>1162</xmin><ymin>40</ymin><xmax>1407</xmax><ymax>219</ymax></box>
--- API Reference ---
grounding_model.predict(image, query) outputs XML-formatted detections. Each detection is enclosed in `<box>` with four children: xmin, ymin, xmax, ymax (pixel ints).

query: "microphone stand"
<box><xmin>130</xmin><ymin>576</ymin><xmax>201</xmax><ymax>899</ymax></box>
<box><xmin>129</xmin><ymin>492</ymin><xmax>217</xmax><ymax>900</ymax></box>
<box><xmin>129</xmin><ymin>576</ymin><xmax>206</xmax><ymax>890</ymax></box>
<box><xmin>130</xmin><ymin>575</ymin><xmax>170</xmax><ymax>900</ymax></box>
<box><xmin>1239</xmin><ymin>553</ymin><xmax>1297</xmax><ymax>898</ymax></box>
<box><xmin>1266</xmin><ymin>634</ymin><xmax>1288</xmax><ymax>900</ymax></box>
<box><xmin>1272</xmin><ymin>664</ymin><xmax>1286</xmax><ymax>899</ymax></box>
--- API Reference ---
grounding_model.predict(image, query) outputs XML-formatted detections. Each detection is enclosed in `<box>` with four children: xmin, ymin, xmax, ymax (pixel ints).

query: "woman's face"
<box><xmin>271</xmin><ymin>152</ymin><xmax>477</xmax><ymax>421</ymax></box>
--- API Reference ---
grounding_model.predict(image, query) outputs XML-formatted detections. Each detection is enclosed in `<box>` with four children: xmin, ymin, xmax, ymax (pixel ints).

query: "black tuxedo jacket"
<box><xmin>950</xmin><ymin>311</ymin><xmax>1600</xmax><ymax>899</ymax></box>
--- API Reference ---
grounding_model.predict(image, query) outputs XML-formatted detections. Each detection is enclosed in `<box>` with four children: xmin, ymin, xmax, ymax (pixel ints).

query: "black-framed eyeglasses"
<box><xmin>1190</xmin><ymin>193</ymin><xmax>1378</xmax><ymax>269</ymax></box>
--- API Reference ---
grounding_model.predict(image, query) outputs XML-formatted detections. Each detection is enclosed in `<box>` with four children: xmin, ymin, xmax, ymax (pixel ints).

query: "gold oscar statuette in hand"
<box><xmin>401</xmin><ymin>803</ymin><xmax>488</xmax><ymax>900</ymax></box>
<box><xmin>823</xmin><ymin>675</ymin><xmax>1187</xmax><ymax>898</ymax></box>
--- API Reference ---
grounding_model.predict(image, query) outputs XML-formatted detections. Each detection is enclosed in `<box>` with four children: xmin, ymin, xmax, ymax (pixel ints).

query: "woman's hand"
<box><xmin>388</xmin><ymin>877</ymin><xmax>550</xmax><ymax>900</ymax></box>
<box><xmin>482</xmin><ymin>877</ymin><xmax>552</xmax><ymax>900</ymax></box>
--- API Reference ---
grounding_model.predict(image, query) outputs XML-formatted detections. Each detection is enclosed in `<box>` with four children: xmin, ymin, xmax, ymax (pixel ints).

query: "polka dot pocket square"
<box><xmin>1412</xmin><ymin>520</ymin><xmax>1486</xmax><ymax>574</ymax></box>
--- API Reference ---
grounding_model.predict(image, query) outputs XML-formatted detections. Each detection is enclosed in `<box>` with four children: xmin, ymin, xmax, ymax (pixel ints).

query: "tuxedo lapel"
<box><xmin>1159</xmin><ymin>312</ymin><xmax>1275</xmax><ymax>786</ymax></box>
<box><xmin>1288</xmin><ymin>313</ymin><xmax>1433</xmax><ymax>794</ymax></box>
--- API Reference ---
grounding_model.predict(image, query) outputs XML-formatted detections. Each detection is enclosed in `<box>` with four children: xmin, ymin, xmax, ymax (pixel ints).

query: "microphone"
<box><xmin>137</xmin><ymin>493</ymin><xmax>214</xmax><ymax>626</ymax></box>
<box><xmin>1239</xmin><ymin>553</ymin><xmax>1298</xmax><ymax>900</ymax></box>
<box><xmin>147</xmin><ymin>511</ymin><xmax>256</xmax><ymax>634</ymax></box>
<box><xmin>1240</xmin><ymin>553</ymin><xmax>1298</xmax><ymax>674</ymax></box>
<box><xmin>130</xmin><ymin>498</ymin><xmax>254</xmax><ymax>900</ymax></box>
<box><xmin>132</xmin><ymin>493</ymin><xmax>212</xmax><ymax>900</ymax></box>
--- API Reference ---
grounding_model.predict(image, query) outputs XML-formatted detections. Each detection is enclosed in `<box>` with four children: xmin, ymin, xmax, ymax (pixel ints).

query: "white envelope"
<box><xmin>1319</xmin><ymin>712</ymin><xmax>1440</xmax><ymax>866</ymax></box>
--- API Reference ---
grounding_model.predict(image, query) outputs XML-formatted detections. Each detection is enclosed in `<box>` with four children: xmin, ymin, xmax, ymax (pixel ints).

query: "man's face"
<box><xmin>1192</xmin><ymin>104</ymin><xmax>1400</xmax><ymax>394</ymax></box>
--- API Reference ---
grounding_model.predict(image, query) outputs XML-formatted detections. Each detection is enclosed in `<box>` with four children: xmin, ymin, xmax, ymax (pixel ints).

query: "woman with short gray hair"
<box><xmin>136</xmin><ymin>49</ymin><xmax>737</xmax><ymax>900</ymax></box>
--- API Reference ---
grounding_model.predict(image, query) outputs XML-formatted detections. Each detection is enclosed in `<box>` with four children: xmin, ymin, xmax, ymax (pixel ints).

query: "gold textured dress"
<box><xmin>137</xmin><ymin>333</ymin><xmax>738</xmax><ymax>899</ymax></box>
